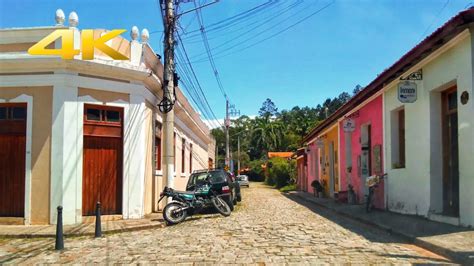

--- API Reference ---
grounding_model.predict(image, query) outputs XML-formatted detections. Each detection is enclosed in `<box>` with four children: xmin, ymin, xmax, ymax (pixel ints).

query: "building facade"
<box><xmin>304</xmin><ymin>123</ymin><xmax>339</xmax><ymax>198</ymax></box>
<box><xmin>339</xmin><ymin>94</ymin><xmax>384</xmax><ymax>208</ymax></box>
<box><xmin>298</xmin><ymin>8</ymin><xmax>474</xmax><ymax>227</ymax></box>
<box><xmin>383</xmin><ymin>14</ymin><xmax>473</xmax><ymax>227</ymax></box>
<box><xmin>0</xmin><ymin>11</ymin><xmax>215</xmax><ymax>225</ymax></box>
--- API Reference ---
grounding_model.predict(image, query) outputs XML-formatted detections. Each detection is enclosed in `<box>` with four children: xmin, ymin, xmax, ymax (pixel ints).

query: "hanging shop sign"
<box><xmin>342</xmin><ymin>118</ymin><xmax>356</xmax><ymax>132</ymax></box>
<box><xmin>398</xmin><ymin>81</ymin><xmax>417</xmax><ymax>103</ymax></box>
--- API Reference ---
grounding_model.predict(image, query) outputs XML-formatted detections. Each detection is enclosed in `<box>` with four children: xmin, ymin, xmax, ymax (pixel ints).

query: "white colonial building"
<box><xmin>382</xmin><ymin>9</ymin><xmax>474</xmax><ymax>227</ymax></box>
<box><xmin>0</xmin><ymin>10</ymin><xmax>215</xmax><ymax>225</ymax></box>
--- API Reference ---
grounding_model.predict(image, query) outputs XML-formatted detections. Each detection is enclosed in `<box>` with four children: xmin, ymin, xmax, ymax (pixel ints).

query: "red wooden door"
<box><xmin>82</xmin><ymin>104</ymin><xmax>123</xmax><ymax>216</ymax></box>
<box><xmin>0</xmin><ymin>103</ymin><xmax>27</xmax><ymax>217</ymax></box>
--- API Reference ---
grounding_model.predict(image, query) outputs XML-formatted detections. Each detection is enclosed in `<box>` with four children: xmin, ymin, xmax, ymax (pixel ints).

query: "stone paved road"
<box><xmin>0</xmin><ymin>183</ymin><xmax>451</xmax><ymax>264</ymax></box>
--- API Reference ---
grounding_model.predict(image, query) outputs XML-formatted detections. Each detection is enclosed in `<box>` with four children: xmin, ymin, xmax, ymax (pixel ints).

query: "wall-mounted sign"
<box><xmin>347</xmin><ymin>110</ymin><xmax>360</xmax><ymax>119</ymax></box>
<box><xmin>400</xmin><ymin>69</ymin><xmax>423</xmax><ymax>81</ymax></box>
<box><xmin>398</xmin><ymin>81</ymin><xmax>417</xmax><ymax>103</ymax></box>
<box><xmin>343</xmin><ymin>118</ymin><xmax>356</xmax><ymax>132</ymax></box>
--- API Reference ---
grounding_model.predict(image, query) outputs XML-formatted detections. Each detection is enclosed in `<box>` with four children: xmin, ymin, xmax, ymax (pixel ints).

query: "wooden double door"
<box><xmin>82</xmin><ymin>104</ymin><xmax>123</xmax><ymax>216</ymax></box>
<box><xmin>0</xmin><ymin>103</ymin><xmax>27</xmax><ymax>217</ymax></box>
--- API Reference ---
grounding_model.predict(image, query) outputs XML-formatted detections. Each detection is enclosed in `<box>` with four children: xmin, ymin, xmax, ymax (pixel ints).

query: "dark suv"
<box><xmin>186</xmin><ymin>169</ymin><xmax>240</xmax><ymax>211</ymax></box>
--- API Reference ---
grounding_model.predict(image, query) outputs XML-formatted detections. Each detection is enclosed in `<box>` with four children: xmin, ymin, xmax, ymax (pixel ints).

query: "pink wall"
<box><xmin>339</xmin><ymin>95</ymin><xmax>385</xmax><ymax>208</ymax></box>
<box><xmin>305</xmin><ymin>142</ymin><xmax>319</xmax><ymax>193</ymax></box>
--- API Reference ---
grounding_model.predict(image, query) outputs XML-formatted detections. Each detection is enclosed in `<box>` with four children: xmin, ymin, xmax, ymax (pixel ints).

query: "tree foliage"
<box><xmin>258</xmin><ymin>98</ymin><xmax>278</xmax><ymax>118</ymax></box>
<box><xmin>211</xmin><ymin>85</ymin><xmax>361</xmax><ymax>180</ymax></box>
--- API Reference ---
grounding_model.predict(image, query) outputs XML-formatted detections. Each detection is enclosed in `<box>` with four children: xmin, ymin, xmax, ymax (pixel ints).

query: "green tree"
<box><xmin>258</xmin><ymin>98</ymin><xmax>278</xmax><ymax>118</ymax></box>
<box><xmin>250</xmin><ymin>116</ymin><xmax>284</xmax><ymax>158</ymax></box>
<box><xmin>266</xmin><ymin>157</ymin><xmax>295</xmax><ymax>189</ymax></box>
<box><xmin>353</xmin><ymin>84</ymin><xmax>363</xmax><ymax>95</ymax></box>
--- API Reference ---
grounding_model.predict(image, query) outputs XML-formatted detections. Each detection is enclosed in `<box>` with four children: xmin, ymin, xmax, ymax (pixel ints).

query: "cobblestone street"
<box><xmin>0</xmin><ymin>183</ymin><xmax>451</xmax><ymax>264</ymax></box>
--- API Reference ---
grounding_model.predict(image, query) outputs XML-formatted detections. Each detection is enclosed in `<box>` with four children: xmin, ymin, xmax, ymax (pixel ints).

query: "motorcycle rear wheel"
<box><xmin>212</xmin><ymin>196</ymin><xmax>231</xmax><ymax>216</ymax></box>
<box><xmin>163</xmin><ymin>202</ymin><xmax>187</xmax><ymax>225</ymax></box>
<box><xmin>366</xmin><ymin>189</ymin><xmax>374</xmax><ymax>213</ymax></box>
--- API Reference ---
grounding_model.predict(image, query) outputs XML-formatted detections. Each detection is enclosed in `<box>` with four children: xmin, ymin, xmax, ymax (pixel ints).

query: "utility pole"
<box><xmin>215</xmin><ymin>140</ymin><xmax>218</xmax><ymax>168</ymax></box>
<box><xmin>161</xmin><ymin>0</ymin><xmax>176</xmax><ymax>192</ymax></box>
<box><xmin>225</xmin><ymin>99</ymin><xmax>230</xmax><ymax>169</ymax></box>
<box><xmin>237</xmin><ymin>135</ymin><xmax>240</xmax><ymax>174</ymax></box>
<box><xmin>225</xmin><ymin>101</ymin><xmax>240</xmax><ymax>172</ymax></box>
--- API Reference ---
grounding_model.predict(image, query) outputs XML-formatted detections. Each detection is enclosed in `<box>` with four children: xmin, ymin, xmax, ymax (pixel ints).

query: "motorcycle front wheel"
<box><xmin>211</xmin><ymin>196</ymin><xmax>231</xmax><ymax>217</ymax></box>
<box><xmin>163</xmin><ymin>202</ymin><xmax>187</xmax><ymax>225</ymax></box>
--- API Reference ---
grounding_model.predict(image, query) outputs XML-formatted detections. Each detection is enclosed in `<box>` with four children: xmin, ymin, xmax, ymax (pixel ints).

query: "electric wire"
<box><xmin>418</xmin><ymin>0</ymin><xmax>450</xmax><ymax>41</ymax></box>
<box><xmin>175</xmin><ymin>46</ymin><xmax>221</xmax><ymax>128</ymax></box>
<box><xmin>176</xmin><ymin>32</ymin><xmax>224</xmax><ymax>128</ymax></box>
<box><xmin>175</xmin><ymin>60</ymin><xmax>221</xmax><ymax>129</ymax></box>
<box><xmin>193</xmin><ymin>2</ymin><xmax>229</xmax><ymax>101</ymax></box>
<box><xmin>182</xmin><ymin>0</ymin><xmax>276</xmax><ymax>37</ymax></box>
<box><xmin>183</xmin><ymin>0</ymin><xmax>300</xmax><ymax>44</ymax></box>
<box><xmin>188</xmin><ymin>0</ymin><xmax>306</xmax><ymax>58</ymax></box>
<box><xmin>191</xmin><ymin>0</ymin><xmax>334</xmax><ymax>63</ymax></box>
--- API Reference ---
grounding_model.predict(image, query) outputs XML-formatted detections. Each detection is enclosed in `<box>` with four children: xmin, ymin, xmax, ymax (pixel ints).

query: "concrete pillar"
<box><xmin>122</xmin><ymin>92</ymin><xmax>146</xmax><ymax>219</ymax></box>
<box><xmin>50</xmin><ymin>75</ymin><xmax>80</xmax><ymax>225</ymax></box>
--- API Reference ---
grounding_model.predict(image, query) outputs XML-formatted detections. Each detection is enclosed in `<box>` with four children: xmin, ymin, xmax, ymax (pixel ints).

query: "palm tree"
<box><xmin>251</xmin><ymin>116</ymin><xmax>284</xmax><ymax>156</ymax></box>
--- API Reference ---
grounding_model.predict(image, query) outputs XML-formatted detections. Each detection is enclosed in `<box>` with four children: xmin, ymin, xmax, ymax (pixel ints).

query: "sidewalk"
<box><xmin>288</xmin><ymin>191</ymin><xmax>474</xmax><ymax>265</ymax></box>
<box><xmin>0</xmin><ymin>213</ymin><xmax>165</xmax><ymax>238</ymax></box>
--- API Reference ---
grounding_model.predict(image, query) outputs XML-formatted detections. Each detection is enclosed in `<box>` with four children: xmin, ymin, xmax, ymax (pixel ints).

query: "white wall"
<box><xmin>384</xmin><ymin>31</ymin><xmax>473</xmax><ymax>226</ymax></box>
<box><xmin>49</xmin><ymin>74</ymin><xmax>150</xmax><ymax>224</ymax></box>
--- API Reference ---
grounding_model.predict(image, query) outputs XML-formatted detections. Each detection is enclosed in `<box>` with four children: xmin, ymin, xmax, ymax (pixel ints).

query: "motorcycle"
<box><xmin>157</xmin><ymin>178</ymin><xmax>231</xmax><ymax>225</ymax></box>
<box><xmin>365</xmin><ymin>173</ymin><xmax>387</xmax><ymax>213</ymax></box>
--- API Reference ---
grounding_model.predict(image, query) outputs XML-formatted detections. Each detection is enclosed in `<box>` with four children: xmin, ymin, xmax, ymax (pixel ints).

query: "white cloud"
<box><xmin>203</xmin><ymin>118</ymin><xmax>224</xmax><ymax>129</ymax></box>
<box><xmin>203</xmin><ymin>114</ymin><xmax>258</xmax><ymax>129</ymax></box>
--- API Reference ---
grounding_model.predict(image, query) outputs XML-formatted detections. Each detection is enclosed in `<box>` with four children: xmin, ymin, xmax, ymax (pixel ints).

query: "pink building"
<box><xmin>305</xmin><ymin>142</ymin><xmax>318</xmax><ymax>194</ymax></box>
<box><xmin>339</xmin><ymin>94</ymin><xmax>385</xmax><ymax>208</ymax></box>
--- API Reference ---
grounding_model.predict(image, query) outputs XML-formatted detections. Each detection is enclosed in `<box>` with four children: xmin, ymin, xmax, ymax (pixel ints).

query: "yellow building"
<box><xmin>304</xmin><ymin>123</ymin><xmax>339</xmax><ymax>197</ymax></box>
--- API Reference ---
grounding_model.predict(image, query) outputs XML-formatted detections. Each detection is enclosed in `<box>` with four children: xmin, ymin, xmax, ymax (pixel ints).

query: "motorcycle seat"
<box><xmin>175</xmin><ymin>190</ymin><xmax>196</xmax><ymax>195</ymax></box>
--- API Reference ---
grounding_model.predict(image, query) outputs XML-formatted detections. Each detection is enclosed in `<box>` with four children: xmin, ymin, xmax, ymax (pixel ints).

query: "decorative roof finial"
<box><xmin>131</xmin><ymin>26</ymin><xmax>139</xmax><ymax>41</ymax></box>
<box><xmin>141</xmin><ymin>28</ymin><xmax>149</xmax><ymax>43</ymax></box>
<box><xmin>55</xmin><ymin>9</ymin><xmax>65</xmax><ymax>26</ymax></box>
<box><xmin>68</xmin><ymin>11</ymin><xmax>79</xmax><ymax>27</ymax></box>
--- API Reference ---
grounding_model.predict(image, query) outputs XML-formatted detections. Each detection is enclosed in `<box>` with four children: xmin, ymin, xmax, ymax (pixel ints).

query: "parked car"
<box><xmin>186</xmin><ymin>169</ymin><xmax>239</xmax><ymax>211</ymax></box>
<box><xmin>236</xmin><ymin>175</ymin><xmax>250</xmax><ymax>187</ymax></box>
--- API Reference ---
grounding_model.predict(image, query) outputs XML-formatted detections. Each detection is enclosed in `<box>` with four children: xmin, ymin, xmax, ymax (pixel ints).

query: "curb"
<box><xmin>0</xmin><ymin>223</ymin><xmax>166</xmax><ymax>239</ymax></box>
<box><xmin>288</xmin><ymin>192</ymin><xmax>466</xmax><ymax>264</ymax></box>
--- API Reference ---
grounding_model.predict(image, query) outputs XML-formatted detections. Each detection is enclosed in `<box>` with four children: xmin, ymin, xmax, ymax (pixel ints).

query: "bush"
<box><xmin>247</xmin><ymin>159</ymin><xmax>265</xmax><ymax>181</ymax></box>
<box><xmin>266</xmin><ymin>157</ymin><xmax>296</xmax><ymax>189</ymax></box>
<box><xmin>279</xmin><ymin>184</ymin><xmax>297</xmax><ymax>193</ymax></box>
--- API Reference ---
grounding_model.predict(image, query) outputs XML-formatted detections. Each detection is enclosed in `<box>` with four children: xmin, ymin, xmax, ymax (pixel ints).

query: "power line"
<box><xmin>183</xmin><ymin>1</ymin><xmax>300</xmax><ymax>44</ymax></box>
<box><xmin>176</xmin><ymin>45</ymin><xmax>221</xmax><ymax>127</ymax></box>
<box><xmin>175</xmin><ymin>33</ymin><xmax>224</xmax><ymax>129</ymax></box>
<box><xmin>193</xmin><ymin>2</ymin><xmax>229</xmax><ymax>100</ymax></box>
<box><xmin>175</xmin><ymin>56</ymin><xmax>222</xmax><ymax>129</ymax></box>
<box><xmin>182</xmin><ymin>0</ymin><xmax>276</xmax><ymax>37</ymax></box>
<box><xmin>419</xmin><ymin>0</ymin><xmax>450</xmax><ymax>41</ymax></box>
<box><xmin>188</xmin><ymin>0</ymin><xmax>306</xmax><ymax>57</ymax></box>
<box><xmin>181</xmin><ymin>0</ymin><xmax>283</xmax><ymax>42</ymax></box>
<box><xmin>191</xmin><ymin>0</ymin><xmax>334</xmax><ymax>63</ymax></box>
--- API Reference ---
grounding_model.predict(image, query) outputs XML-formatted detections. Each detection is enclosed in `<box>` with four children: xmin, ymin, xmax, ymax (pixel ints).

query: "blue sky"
<box><xmin>0</xmin><ymin>0</ymin><xmax>471</xmax><ymax>122</ymax></box>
